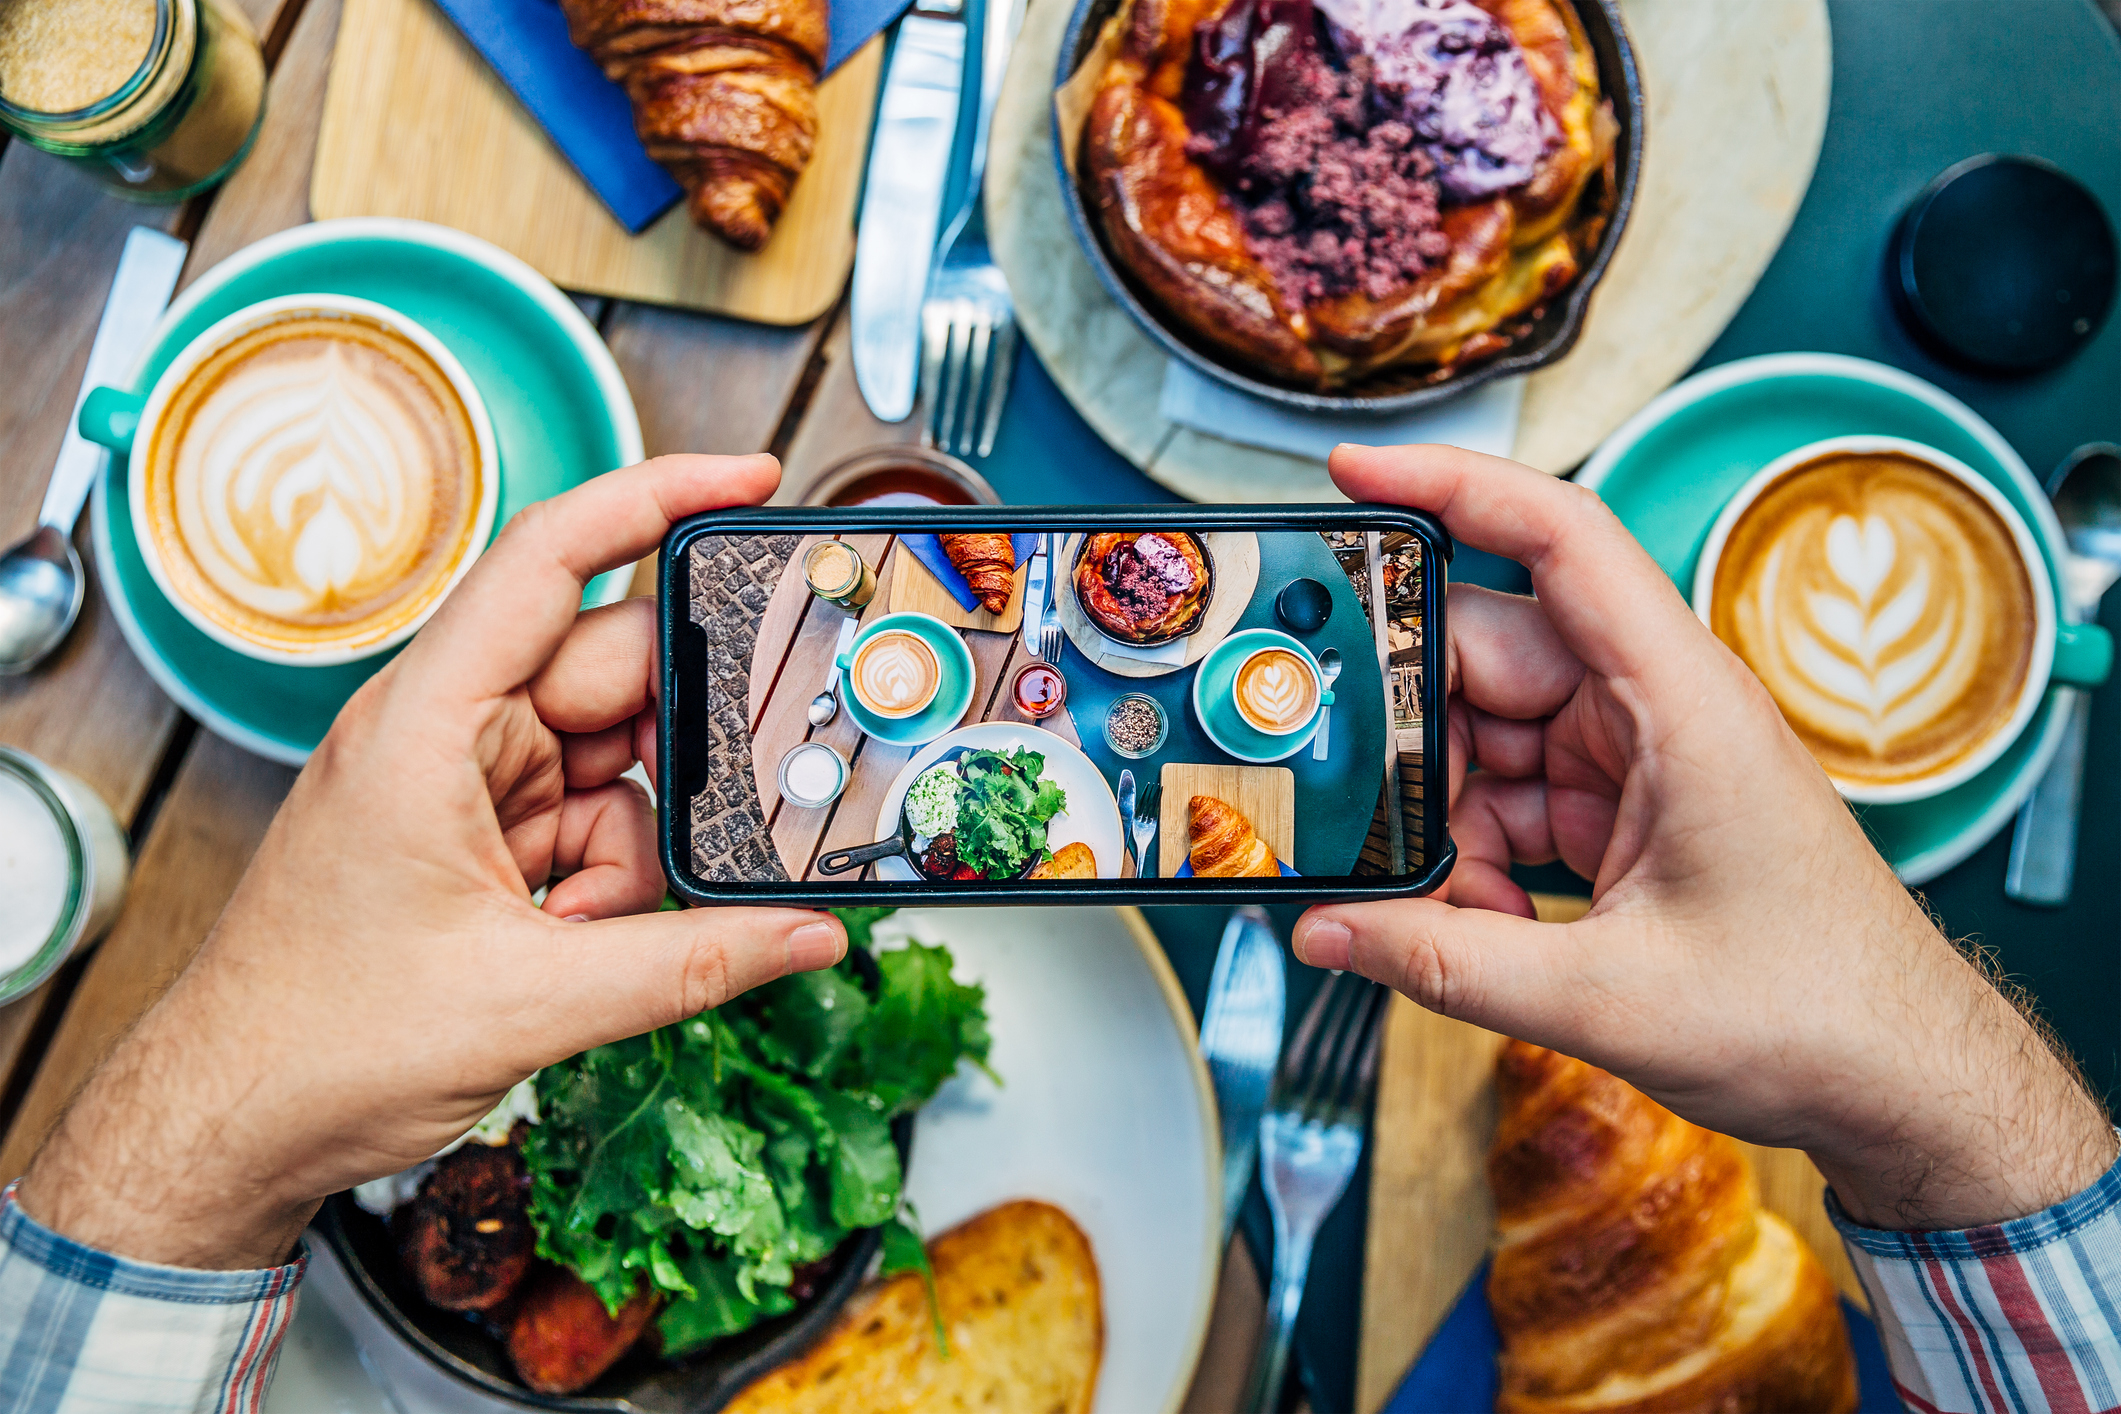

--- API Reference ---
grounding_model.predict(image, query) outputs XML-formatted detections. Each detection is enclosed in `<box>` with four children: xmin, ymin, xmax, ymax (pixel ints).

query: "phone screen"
<box><xmin>665</xmin><ymin>512</ymin><xmax>1442</xmax><ymax>899</ymax></box>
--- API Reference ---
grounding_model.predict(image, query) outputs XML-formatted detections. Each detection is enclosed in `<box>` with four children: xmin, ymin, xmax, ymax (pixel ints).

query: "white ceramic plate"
<box><xmin>283</xmin><ymin>906</ymin><xmax>1219</xmax><ymax>1414</ymax></box>
<box><xmin>873</xmin><ymin>721</ymin><xmax>1128</xmax><ymax>880</ymax></box>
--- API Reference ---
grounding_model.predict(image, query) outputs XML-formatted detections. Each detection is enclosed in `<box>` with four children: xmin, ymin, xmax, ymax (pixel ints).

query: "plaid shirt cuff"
<box><xmin>0</xmin><ymin>1180</ymin><xmax>307</xmax><ymax>1413</ymax></box>
<box><xmin>1830</xmin><ymin>1138</ymin><xmax>2121</xmax><ymax>1414</ymax></box>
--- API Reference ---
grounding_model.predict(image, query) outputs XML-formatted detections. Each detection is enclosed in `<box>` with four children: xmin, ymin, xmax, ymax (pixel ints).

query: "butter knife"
<box><xmin>1115</xmin><ymin>768</ymin><xmax>1137</xmax><ymax>876</ymax></box>
<box><xmin>850</xmin><ymin>2</ymin><xmax>966</xmax><ymax>423</ymax></box>
<box><xmin>1022</xmin><ymin>537</ymin><xmax>1047</xmax><ymax>656</ymax></box>
<box><xmin>1199</xmin><ymin>906</ymin><xmax>1286</xmax><ymax>1248</ymax></box>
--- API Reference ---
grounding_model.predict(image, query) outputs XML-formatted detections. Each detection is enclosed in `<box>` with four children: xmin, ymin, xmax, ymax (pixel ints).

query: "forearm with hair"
<box><xmin>1809</xmin><ymin>918</ymin><xmax>2117</xmax><ymax>1232</ymax></box>
<box><xmin>17</xmin><ymin>997</ymin><xmax>316</xmax><ymax>1271</ymax></box>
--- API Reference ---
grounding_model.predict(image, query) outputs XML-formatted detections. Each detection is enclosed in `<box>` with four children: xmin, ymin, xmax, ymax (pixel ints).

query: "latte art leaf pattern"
<box><xmin>1709</xmin><ymin>454</ymin><xmax>2036</xmax><ymax>789</ymax></box>
<box><xmin>148</xmin><ymin>317</ymin><xmax>482</xmax><ymax>651</ymax></box>
<box><xmin>1237</xmin><ymin>650</ymin><xmax>1318</xmax><ymax>731</ymax></box>
<box><xmin>854</xmin><ymin>632</ymin><xmax>940</xmax><ymax>716</ymax></box>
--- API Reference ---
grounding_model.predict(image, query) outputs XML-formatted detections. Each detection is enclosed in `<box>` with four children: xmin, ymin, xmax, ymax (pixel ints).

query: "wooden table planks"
<box><xmin>743</xmin><ymin>534</ymin><xmax>1085</xmax><ymax>879</ymax></box>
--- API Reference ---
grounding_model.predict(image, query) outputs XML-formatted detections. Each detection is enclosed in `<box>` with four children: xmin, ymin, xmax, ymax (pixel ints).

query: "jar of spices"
<box><xmin>1103</xmin><ymin>692</ymin><xmax>1168</xmax><ymax>759</ymax></box>
<box><xmin>0</xmin><ymin>0</ymin><xmax>266</xmax><ymax>201</ymax></box>
<box><xmin>802</xmin><ymin>539</ymin><xmax>876</xmax><ymax>609</ymax></box>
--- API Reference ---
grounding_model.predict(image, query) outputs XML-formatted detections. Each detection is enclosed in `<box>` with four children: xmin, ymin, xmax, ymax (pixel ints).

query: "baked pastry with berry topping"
<box><xmin>1080</xmin><ymin>0</ymin><xmax>1617</xmax><ymax>391</ymax></box>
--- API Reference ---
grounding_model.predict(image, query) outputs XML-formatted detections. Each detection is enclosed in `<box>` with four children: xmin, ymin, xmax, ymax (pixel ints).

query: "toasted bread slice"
<box><xmin>724</xmin><ymin>1200</ymin><xmax>1103</xmax><ymax>1414</ymax></box>
<box><xmin>1029</xmin><ymin>842</ymin><xmax>1098</xmax><ymax>880</ymax></box>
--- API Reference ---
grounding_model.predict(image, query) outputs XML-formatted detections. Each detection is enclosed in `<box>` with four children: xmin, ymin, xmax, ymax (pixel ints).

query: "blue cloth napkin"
<box><xmin>899</xmin><ymin>533</ymin><xmax>1038</xmax><ymax>613</ymax></box>
<box><xmin>1384</xmin><ymin>1259</ymin><xmax>1901</xmax><ymax>1413</ymax></box>
<box><xmin>427</xmin><ymin>0</ymin><xmax>915</xmax><ymax>233</ymax></box>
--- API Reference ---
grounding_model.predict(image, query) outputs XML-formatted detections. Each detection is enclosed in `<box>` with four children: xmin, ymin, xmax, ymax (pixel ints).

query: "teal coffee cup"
<box><xmin>1191</xmin><ymin>628</ymin><xmax>1332</xmax><ymax>764</ymax></box>
<box><xmin>837</xmin><ymin>612</ymin><xmax>975</xmax><ymax>746</ymax></box>
<box><xmin>78</xmin><ymin>291</ymin><xmax>500</xmax><ymax>667</ymax></box>
<box><xmin>1693</xmin><ymin>436</ymin><xmax>2112</xmax><ymax>805</ymax></box>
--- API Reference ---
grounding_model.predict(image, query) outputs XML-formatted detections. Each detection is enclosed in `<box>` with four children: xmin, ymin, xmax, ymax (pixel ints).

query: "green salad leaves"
<box><xmin>522</xmin><ymin>908</ymin><xmax>990</xmax><ymax>1356</ymax></box>
<box><xmin>954</xmin><ymin>747</ymin><xmax>1068</xmax><ymax>878</ymax></box>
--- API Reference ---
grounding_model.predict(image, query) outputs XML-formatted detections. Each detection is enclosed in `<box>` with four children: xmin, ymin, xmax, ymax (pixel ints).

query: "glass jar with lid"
<box><xmin>0</xmin><ymin>0</ymin><xmax>266</xmax><ymax>200</ymax></box>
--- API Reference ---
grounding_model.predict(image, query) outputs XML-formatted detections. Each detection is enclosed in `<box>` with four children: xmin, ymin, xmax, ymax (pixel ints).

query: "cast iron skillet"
<box><xmin>1068</xmin><ymin>531</ymin><xmax>1216</xmax><ymax>647</ymax></box>
<box><xmin>817</xmin><ymin>745</ymin><xmax>1047</xmax><ymax>878</ymax></box>
<box><xmin>1052</xmin><ymin>0</ymin><xmax>1645</xmax><ymax>414</ymax></box>
<box><xmin>316</xmin><ymin>949</ymin><xmax>915</xmax><ymax>1413</ymax></box>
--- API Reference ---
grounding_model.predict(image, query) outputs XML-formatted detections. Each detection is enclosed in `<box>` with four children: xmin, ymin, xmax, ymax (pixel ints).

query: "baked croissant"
<box><xmin>560</xmin><ymin>0</ymin><xmax>826</xmax><ymax>251</ymax></box>
<box><xmin>1188</xmin><ymin>794</ymin><xmax>1278</xmax><ymax>876</ymax></box>
<box><xmin>939</xmin><ymin>533</ymin><xmax>1015</xmax><ymax>613</ymax></box>
<box><xmin>1486</xmin><ymin>1041</ymin><xmax>1858</xmax><ymax>1413</ymax></box>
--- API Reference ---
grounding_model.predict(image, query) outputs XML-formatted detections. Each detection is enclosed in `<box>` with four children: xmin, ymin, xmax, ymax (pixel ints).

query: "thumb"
<box><xmin>1294</xmin><ymin>899</ymin><xmax>1588</xmax><ymax>1045</ymax></box>
<box><xmin>519</xmin><ymin>907</ymin><xmax>847</xmax><ymax>1061</ymax></box>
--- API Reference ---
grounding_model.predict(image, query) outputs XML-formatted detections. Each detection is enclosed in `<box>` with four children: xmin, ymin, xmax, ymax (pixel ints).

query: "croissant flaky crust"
<box><xmin>1188</xmin><ymin>794</ymin><xmax>1279</xmax><ymax>876</ymax></box>
<box><xmin>1486</xmin><ymin>1042</ymin><xmax>1858</xmax><ymax>1414</ymax></box>
<box><xmin>938</xmin><ymin>533</ymin><xmax>1017</xmax><ymax>614</ymax></box>
<box><xmin>562</xmin><ymin>0</ymin><xmax>826</xmax><ymax>250</ymax></box>
<box><xmin>1081</xmin><ymin>0</ymin><xmax>1615</xmax><ymax>391</ymax></box>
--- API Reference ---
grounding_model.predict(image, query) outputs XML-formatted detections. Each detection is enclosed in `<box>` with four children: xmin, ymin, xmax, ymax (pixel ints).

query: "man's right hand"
<box><xmin>1296</xmin><ymin>444</ymin><xmax>2115</xmax><ymax>1232</ymax></box>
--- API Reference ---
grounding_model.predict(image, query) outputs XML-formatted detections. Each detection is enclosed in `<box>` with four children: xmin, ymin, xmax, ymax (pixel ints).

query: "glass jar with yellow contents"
<box><xmin>0</xmin><ymin>0</ymin><xmax>265</xmax><ymax>200</ymax></box>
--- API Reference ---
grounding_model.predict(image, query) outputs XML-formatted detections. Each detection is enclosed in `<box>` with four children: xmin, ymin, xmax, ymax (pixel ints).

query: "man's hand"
<box><xmin>18</xmin><ymin>455</ymin><xmax>846</xmax><ymax>1270</ymax></box>
<box><xmin>1296</xmin><ymin>444</ymin><xmax>2115</xmax><ymax>1231</ymax></box>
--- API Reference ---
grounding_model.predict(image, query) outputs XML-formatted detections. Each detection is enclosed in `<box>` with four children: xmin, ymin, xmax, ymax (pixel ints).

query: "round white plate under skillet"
<box><xmin>874</xmin><ymin>721</ymin><xmax>1127</xmax><ymax>880</ymax></box>
<box><xmin>289</xmin><ymin>907</ymin><xmax>1219</xmax><ymax>1414</ymax></box>
<box><xmin>987</xmin><ymin>0</ymin><xmax>1830</xmax><ymax>498</ymax></box>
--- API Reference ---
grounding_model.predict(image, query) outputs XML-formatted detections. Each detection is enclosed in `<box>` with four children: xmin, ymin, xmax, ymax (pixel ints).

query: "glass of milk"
<box><xmin>0</xmin><ymin>747</ymin><xmax>129</xmax><ymax>1004</ymax></box>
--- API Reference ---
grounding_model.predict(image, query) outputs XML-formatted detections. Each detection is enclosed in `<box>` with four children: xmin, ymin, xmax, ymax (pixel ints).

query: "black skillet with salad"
<box><xmin>900</xmin><ymin>747</ymin><xmax>1069</xmax><ymax>881</ymax></box>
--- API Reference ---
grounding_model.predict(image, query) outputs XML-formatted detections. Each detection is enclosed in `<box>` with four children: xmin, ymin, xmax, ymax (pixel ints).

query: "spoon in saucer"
<box><xmin>0</xmin><ymin>228</ymin><xmax>187</xmax><ymax>675</ymax></box>
<box><xmin>807</xmin><ymin>616</ymin><xmax>861</xmax><ymax>726</ymax></box>
<box><xmin>2006</xmin><ymin>443</ymin><xmax>2121</xmax><ymax>906</ymax></box>
<box><xmin>1312</xmin><ymin>648</ymin><xmax>1343</xmax><ymax>760</ymax></box>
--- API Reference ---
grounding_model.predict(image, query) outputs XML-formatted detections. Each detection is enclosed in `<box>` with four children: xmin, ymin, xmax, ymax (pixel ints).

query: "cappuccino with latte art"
<box><xmin>1699</xmin><ymin>444</ymin><xmax>2044</xmax><ymax>799</ymax></box>
<box><xmin>128</xmin><ymin>296</ymin><xmax>497</xmax><ymax>663</ymax></box>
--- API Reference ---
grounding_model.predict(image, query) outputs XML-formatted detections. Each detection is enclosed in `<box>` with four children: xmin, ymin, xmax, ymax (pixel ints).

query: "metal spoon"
<box><xmin>2006</xmin><ymin>443</ymin><xmax>2121</xmax><ymax>906</ymax></box>
<box><xmin>1312</xmin><ymin>648</ymin><xmax>1343</xmax><ymax>760</ymax></box>
<box><xmin>0</xmin><ymin>228</ymin><xmax>187</xmax><ymax>675</ymax></box>
<box><xmin>807</xmin><ymin>616</ymin><xmax>861</xmax><ymax>726</ymax></box>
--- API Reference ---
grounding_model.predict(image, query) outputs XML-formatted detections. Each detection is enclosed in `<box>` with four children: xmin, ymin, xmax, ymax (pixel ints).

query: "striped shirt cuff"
<box><xmin>0</xmin><ymin>1180</ymin><xmax>306</xmax><ymax>1413</ymax></box>
<box><xmin>1830</xmin><ymin>1141</ymin><xmax>2121</xmax><ymax>1414</ymax></box>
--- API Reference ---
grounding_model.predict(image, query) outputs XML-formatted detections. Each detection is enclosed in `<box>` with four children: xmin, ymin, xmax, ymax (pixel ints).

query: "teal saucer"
<box><xmin>837</xmin><ymin>613</ymin><xmax>976</xmax><ymax>747</ymax></box>
<box><xmin>1577</xmin><ymin>353</ymin><xmax>2072</xmax><ymax>884</ymax></box>
<box><xmin>1191</xmin><ymin>628</ymin><xmax>1324</xmax><ymax>763</ymax></box>
<box><xmin>90</xmin><ymin>220</ymin><xmax>641</xmax><ymax>764</ymax></box>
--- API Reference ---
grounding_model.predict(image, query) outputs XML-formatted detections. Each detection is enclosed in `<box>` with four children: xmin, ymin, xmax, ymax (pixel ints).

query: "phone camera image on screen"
<box><xmin>676</xmin><ymin>519</ymin><xmax>1434</xmax><ymax>895</ymax></box>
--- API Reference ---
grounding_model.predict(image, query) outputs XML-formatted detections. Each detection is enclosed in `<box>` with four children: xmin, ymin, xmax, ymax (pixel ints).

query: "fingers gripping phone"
<box><xmin>658</xmin><ymin>505</ymin><xmax>1451</xmax><ymax>905</ymax></box>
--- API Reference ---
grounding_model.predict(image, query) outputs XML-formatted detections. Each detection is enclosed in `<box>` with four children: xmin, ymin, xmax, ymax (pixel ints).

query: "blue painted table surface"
<box><xmin>1059</xmin><ymin>533</ymin><xmax>1388</xmax><ymax>877</ymax></box>
<box><xmin>943</xmin><ymin>0</ymin><xmax>2121</xmax><ymax>1407</ymax></box>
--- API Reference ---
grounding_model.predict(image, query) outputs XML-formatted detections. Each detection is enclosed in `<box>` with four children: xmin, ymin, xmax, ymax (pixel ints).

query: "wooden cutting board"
<box><xmin>1157</xmin><ymin>764</ymin><xmax>1292</xmax><ymax>877</ymax></box>
<box><xmin>311</xmin><ymin>0</ymin><xmax>882</xmax><ymax>323</ymax></box>
<box><xmin>887</xmin><ymin>545</ymin><xmax>1030</xmax><ymax>634</ymax></box>
<box><xmin>1354</xmin><ymin>894</ymin><xmax>1870</xmax><ymax>1414</ymax></box>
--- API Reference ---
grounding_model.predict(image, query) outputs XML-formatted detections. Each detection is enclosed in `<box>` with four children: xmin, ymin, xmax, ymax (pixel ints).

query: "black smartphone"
<box><xmin>658</xmin><ymin>505</ymin><xmax>1450</xmax><ymax>905</ymax></box>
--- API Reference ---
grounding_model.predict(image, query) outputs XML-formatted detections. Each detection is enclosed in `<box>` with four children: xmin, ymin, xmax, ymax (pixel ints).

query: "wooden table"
<box><xmin>725</xmin><ymin>532</ymin><xmax>1092</xmax><ymax>882</ymax></box>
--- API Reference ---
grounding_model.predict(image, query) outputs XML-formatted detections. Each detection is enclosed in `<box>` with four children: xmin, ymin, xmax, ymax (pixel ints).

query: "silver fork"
<box><xmin>1040</xmin><ymin>621</ymin><xmax>1063</xmax><ymax>665</ymax></box>
<box><xmin>918</xmin><ymin>0</ymin><xmax>1027</xmax><ymax>456</ymax></box>
<box><xmin>1243</xmin><ymin>969</ymin><xmax>1388</xmax><ymax>1413</ymax></box>
<box><xmin>1130</xmin><ymin>781</ymin><xmax>1161</xmax><ymax>878</ymax></box>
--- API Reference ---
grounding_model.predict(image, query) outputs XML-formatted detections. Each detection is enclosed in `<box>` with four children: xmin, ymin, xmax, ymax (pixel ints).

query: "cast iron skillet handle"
<box><xmin>816</xmin><ymin>837</ymin><xmax>911</xmax><ymax>875</ymax></box>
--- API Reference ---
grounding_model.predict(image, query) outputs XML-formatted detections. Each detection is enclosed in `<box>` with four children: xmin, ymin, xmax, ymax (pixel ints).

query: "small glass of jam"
<box><xmin>1012</xmin><ymin>661</ymin><xmax>1068</xmax><ymax>719</ymax></box>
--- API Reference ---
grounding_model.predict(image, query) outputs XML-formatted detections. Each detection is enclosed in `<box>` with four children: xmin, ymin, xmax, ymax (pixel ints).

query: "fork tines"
<box><xmin>1276</xmin><ymin>969</ymin><xmax>1387</xmax><ymax>1124</ymax></box>
<box><xmin>920</xmin><ymin>297</ymin><xmax>1019</xmax><ymax>458</ymax></box>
